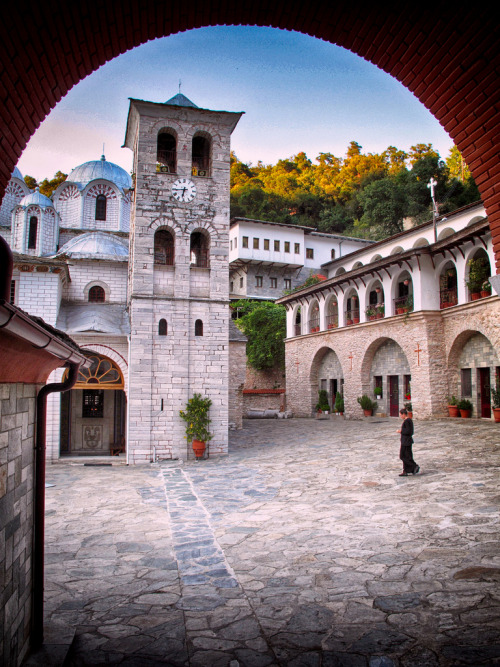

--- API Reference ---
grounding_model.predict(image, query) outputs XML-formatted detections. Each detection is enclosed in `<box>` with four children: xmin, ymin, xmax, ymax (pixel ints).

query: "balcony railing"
<box><xmin>345</xmin><ymin>309</ymin><xmax>360</xmax><ymax>325</ymax></box>
<box><xmin>440</xmin><ymin>288</ymin><xmax>458</xmax><ymax>309</ymax></box>
<box><xmin>394</xmin><ymin>295</ymin><xmax>413</xmax><ymax>314</ymax></box>
<box><xmin>308</xmin><ymin>317</ymin><xmax>320</xmax><ymax>333</ymax></box>
<box><xmin>366</xmin><ymin>303</ymin><xmax>385</xmax><ymax>320</ymax></box>
<box><xmin>326</xmin><ymin>314</ymin><xmax>338</xmax><ymax>329</ymax></box>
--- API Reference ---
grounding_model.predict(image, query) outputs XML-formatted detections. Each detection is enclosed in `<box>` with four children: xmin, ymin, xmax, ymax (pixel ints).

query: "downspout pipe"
<box><xmin>32</xmin><ymin>361</ymin><xmax>81</xmax><ymax>649</ymax></box>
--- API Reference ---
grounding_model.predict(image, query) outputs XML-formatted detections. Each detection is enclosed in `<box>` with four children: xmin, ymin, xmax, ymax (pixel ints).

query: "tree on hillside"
<box><xmin>24</xmin><ymin>171</ymin><xmax>67</xmax><ymax>197</ymax></box>
<box><xmin>358</xmin><ymin>178</ymin><xmax>407</xmax><ymax>239</ymax></box>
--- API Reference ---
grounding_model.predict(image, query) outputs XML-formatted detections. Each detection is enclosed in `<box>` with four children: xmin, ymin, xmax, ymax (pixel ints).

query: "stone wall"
<box><xmin>0</xmin><ymin>383</ymin><xmax>37</xmax><ymax>667</ymax></box>
<box><xmin>243</xmin><ymin>390</ymin><xmax>284</xmax><ymax>414</ymax></box>
<box><xmin>285</xmin><ymin>298</ymin><xmax>500</xmax><ymax>420</ymax></box>
<box><xmin>229</xmin><ymin>340</ymin><xmax>247</xmax><ymax>429</ymax></box>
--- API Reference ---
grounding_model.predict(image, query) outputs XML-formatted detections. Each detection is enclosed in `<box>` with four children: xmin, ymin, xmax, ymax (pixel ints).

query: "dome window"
<box><xmin>27</xmin><ymin>216</ymin><xmax>37</xmax><ymax>249</ymax></box>
<box><xmin>157</xmin><ymin>131</ymin><xmax>176</xmax><ymax>173</ymax></box>
<box><xmin>95</xmin><ymin>194</ymin><xmax>107</xmax><ymax>221</ymax></box>
<box><xmin>88</xmin><ymin>285</ymin><xmax>105</xmax><ymax>303</ymax></box>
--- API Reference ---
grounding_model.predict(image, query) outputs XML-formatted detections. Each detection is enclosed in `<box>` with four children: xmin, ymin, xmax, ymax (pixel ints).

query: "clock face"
<box><xmin>172</xmin><ymin>178</ymin><xmax>197</xmax><ymax>203</ymax></box>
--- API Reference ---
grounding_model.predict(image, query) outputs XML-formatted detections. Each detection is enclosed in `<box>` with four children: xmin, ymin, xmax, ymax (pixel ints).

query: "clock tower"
<box><xmin>123</xmin><ymin>94</ymin><xmax>243</xmax><ymax>463</ymax></box>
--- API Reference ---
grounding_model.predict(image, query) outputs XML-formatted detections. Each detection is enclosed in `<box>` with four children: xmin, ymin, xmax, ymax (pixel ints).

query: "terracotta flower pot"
<box><xmin>353</xmin><ymin>317</ymin><xmax>360</xmax><ymax>324</ymax></box>
<box><xmin>192</xmin><ymin>439</ymin><xmax>206</xmax><ymax>458</ymax></box>
<box><xmin>480</xmin><ymin>290</ymin><xmax>490</xmax><ymax>298</ymax></box>
<box><xmin>471</xmin><ymin>293</ymin><xmax>481</xmax><ymax>300</ymax></box>
<box><xmin>493</xmin><ymin>408</ymin><xmax>500</xmax><ymax>423</ymax></box>
<box><xmin>460</xmin><ymin>409</ymin><xmax>471</xmax><ymax>418</ymax></box>
<box><xmin>363</xmin><ymin>409</ymin><xmax>372</xmax><ymax>417</ymax></box>
<box><xmin>448</xmin><ymin>405</ymin><xmax>460</xmax><ymax>418</ymax></box>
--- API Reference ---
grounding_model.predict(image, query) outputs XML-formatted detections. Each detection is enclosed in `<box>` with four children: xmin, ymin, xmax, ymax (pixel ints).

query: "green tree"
<box><xmin>38</xmin><ymin>171</ymin><xmax>67</xmax><ymax>197</ymax></box>
<box><xmin>24</xmin><ymin>175</ymin><xmax>37</xmax><ymax>190</ymax></box>
<box><xmin>358</xmin><ymin>178</ymin><xmax>407</xmax><ymax>238</ymax></box>
<box><xmin>232</xmin><ymin>300</ymin><xmax>286</xmax><ymax>370</ymax></box>
<box><xmin>446</xmin><ymin>145</ymin><xmax>471</xmax><ymax>182</ymax></box>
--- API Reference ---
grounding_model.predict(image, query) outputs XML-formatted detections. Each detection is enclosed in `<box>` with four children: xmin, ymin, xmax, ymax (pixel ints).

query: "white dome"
<box><xmin>19</xmin><ymin>188</ymin><xmax>53</xmax><ymax>208</ymax></box>
<box><xmin>68</xmin><ymin>155</ymin><xmax>131</xmax><ymax>190</ymax></box>
<box><xmin>56</xmin><ymin>231</ymin><xmax>129</xmax><ymax>260</ymax></box>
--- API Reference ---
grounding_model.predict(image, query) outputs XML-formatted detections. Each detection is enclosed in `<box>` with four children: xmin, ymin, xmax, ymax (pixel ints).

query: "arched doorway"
<box><xmin>448</xmin><ymin>332</ymin><xmax>500</xmax><ymax>419</ymax></box>
<box><xmin>365</xmin><ymin>339</ymin><xmax>411</xmax><ymax>417</ymax></box>
<box><xmin>310</xmin><ymin>347</ymin><xmax>344</xmax><ymax>414</ymax></box>
<box><xmin>60</xmin><ymin>353</ymin><xmax>126</xmax><ymax>456</ymax></box>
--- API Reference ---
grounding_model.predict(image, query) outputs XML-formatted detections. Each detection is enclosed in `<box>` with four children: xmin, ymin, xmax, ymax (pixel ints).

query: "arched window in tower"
<box><xmin>192</xmin><ymin>134</ymin><xmax>211</xmax><ymax>176</ymax></box>
<box><xmin>195</xmin><ymin>319</ymin><xmax>203</xmax><ymax>337</ymax></box>
<box><xmin>95</xmin><ymin>194</ymin><xmax>107</xmax><ymax>221</ymax></box>
<box><xmin>190</xmin><ymin>231</ymin><xmax>209</xmax><ymax>268</ymax></box>
<box><xmin>88</xmin><ymin>285</ymin><xmax>106</xmax><ymax>303</ymax></box>
<box><xmin>158</xmin><ymin>319</ymin><xmax>168</xmax><ymax>336</ymax></box>
<box><xmin>154</xmin><ymin>229</ymin><xmax>175</xmax><ymax>265</ymax></box>
<box><xmin>157</xmin><ymin>131</ymin><xmax>176</xmax><ymax>173</ymax></box>
<box><xmin>28</xmin><ymin>216</ymin><xmax>37</xmax><ymax>249</ymax></box>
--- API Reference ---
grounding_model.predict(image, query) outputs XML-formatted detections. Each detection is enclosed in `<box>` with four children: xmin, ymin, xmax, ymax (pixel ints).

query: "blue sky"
<box><xmin>18</xmin><ymin>26</ymin><xmax>454</xmax><ymax>181</ymax></box>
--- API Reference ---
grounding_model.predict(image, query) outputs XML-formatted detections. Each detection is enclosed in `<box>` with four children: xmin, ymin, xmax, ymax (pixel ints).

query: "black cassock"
<box><xmin>399</xmin><ymin>417</ymin><xmax>417</xmax><ymax>473</ymax></box>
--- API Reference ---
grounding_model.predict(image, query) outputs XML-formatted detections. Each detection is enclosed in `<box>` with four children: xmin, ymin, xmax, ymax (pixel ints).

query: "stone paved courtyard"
<box><xmin>35</xmin><ymin>417</ymin><xmax>500</xmax><ymax>666</ymax></box>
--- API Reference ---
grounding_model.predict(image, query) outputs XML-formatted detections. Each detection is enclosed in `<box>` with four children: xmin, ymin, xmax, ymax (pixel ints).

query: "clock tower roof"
<box><xmin>164</xmin><ymin>93</ymin><xmax>198</xmax><ymax>108</ymax></box>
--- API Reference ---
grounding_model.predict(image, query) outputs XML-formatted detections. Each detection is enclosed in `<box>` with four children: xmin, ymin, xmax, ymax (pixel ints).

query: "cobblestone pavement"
<box><xmin>39</xmin><ymin>418</ymin><xmax>500</xmax><ymax>666</ymax></box>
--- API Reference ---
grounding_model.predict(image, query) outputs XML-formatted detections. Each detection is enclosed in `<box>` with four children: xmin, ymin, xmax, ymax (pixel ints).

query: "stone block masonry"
<box><xmin>285</xmin><ymin>299</ymin><xmax>500</xmax><ymax>420</ymax></box>
<box><xmin>0</xmin><ymin>383</ymin><xmax>38</xmax><ymax>667</ymax></box>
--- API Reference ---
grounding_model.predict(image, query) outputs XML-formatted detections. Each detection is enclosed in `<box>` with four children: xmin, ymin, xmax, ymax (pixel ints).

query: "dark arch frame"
<box><xmin>0</xmin><ymin>6</ymin><xmax>499</xmax><ymax>265</ymax></box>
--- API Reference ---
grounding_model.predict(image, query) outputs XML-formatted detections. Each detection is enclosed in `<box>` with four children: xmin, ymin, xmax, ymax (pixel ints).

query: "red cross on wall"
<box><xmin>415</xmin><ymin>343</ymin><xmax>422</xmax><ymax>366</ymax></box>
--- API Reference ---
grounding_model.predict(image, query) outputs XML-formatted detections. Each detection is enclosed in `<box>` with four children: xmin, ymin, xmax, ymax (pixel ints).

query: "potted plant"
<box><xmin>457</xmin><ymin>398</ymin><xmax>473</xmax><ymax>418</ymax></box>
<box><xmin>374</xmin><ymin>386</ymin><xmax>383</xmax><ymax>400</ymax></box>
<box><xmin>466</xmin><ymin>257</ymin><xmax>489</xmax><ymax>299</ymax></box>
<box><xmin>366</xmin><ymin>307</ymin><xmax>376</xmax><ymax>321</ymax></box>
<box><xmin>357</xmin><ymin>394</ymin><xmax>377</xmax><ymax>417</ymax></box>
<box><xmin>404</xmin><ymin>295</ymin><xmax>413</xmax><ymax>312</ymax></box>
<box><xmin>316</xmin><ymin>389</ymin><xmax>330</xmax><ymax>415</ymax></box>
<box><xmin>481</xmin><ymin>280</ymin><xmax>492</xmax><ymax>298</ymax></box>
<box><xmin>179</xmin><ymin>393</ymin><xmax>213</xmax><ymax>458</ymax></box>
<box><xmin>334</xmin><ymin>391</ymin><xmax>344</xmax><ymax>416</ymax></box>
<box><xmin>447</xmin><ymin>395</ymin><xmax>460</xmax><ymax>418</ymax></box>
<box><xmin>491</xmin><ymin>383</ymin><xmax>500</xmax><ymax>423</ymax></box>
<box><xmin>376</xmin><ymin>304</ymin><xmax>385</xmax><ymax>319</ymax></box>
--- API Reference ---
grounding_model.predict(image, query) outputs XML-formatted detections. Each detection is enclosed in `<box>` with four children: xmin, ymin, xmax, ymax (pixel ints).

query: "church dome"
<box><xmin>11</xmin><ymin>166</ymin><xmax>24</xmax><ymax>180</ymax></box>
<box><xmin>19</xmin><ymin>187</ymin><xmax>53</xmax><ymax>208</ymax></box>
<box><xmin>56</xmin><ymin>231</ymin><xmax>129</xmax><ymax>260</ymax></box>
<box><xmin>68</xmin><ymin>155</ymin><xmax>132</xmax><ymax>190</ymax></box>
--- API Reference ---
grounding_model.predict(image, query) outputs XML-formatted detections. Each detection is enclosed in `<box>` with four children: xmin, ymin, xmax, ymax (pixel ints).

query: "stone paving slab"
<box><xmin>35</xmin><ymin>417</ymin><xmax>500</xmax><ymax>665</ymax></box>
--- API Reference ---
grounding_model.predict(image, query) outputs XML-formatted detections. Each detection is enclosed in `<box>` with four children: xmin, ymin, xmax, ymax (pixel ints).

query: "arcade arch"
<box><xmin>310</xmin><ymin>347</ymin><xmax>344</xmax><ymax>414</ymax></box>
<box><xmin>362</xmin><ymin>338</ymin><xmax>411</xmax><ymax>417</ymax></box>
<box><xmin>448</xmin><ymin>331</ymin><xmax>500</xmax><ymax>419</ymax></box>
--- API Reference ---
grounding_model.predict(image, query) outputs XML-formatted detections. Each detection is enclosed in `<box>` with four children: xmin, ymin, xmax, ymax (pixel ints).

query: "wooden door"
<box><xmin>478</xmin><ymin>368</ymin><xmax>491</xmax><ymax>418</ymax></box>
<box><xmin>389</xmin><ymin>375</ymin><xmax>399</xmax><ymax>417</ymax></box>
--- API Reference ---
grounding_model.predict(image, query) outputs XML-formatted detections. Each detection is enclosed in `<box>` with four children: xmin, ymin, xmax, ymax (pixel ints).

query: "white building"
<box><xmin>229</xmin><ymin>217</ymin><xmax>373</xmax><ymax>300</ymax></box>
<box><xmin>276</xmin><ymin>201</ymin><xmax>500</xmax><ymax>421</ymax></box>
<box><xmin>1</xmin><ymin>93</ymin><xmax>247</xmax><ymax>462</ymax></box>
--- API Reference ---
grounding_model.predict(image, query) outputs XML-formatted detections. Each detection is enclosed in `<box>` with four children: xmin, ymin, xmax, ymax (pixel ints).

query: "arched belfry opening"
<box><xmin>60</xmin><ymin>353</ymin><xmax>126</xmax><ymax>457</ymax></box>
<box><xmin>157</xmin><ymin>130</ymin><xmax>177</xmax><ymax>173</ymax></box>
<box><xmin>192</xmin><ymin>133</ymin><xmax>211</xmax><ymax>176</ymax></box>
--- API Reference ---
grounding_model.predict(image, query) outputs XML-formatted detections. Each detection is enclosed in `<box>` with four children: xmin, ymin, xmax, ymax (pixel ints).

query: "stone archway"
<box><xmin>448</xmin><ymin>330</ymin><xmax>500</xmax><ymax>419</ymax></box>
<box><xmin>310</xmin><ymin>346</ymin><xmax>344</xmax><ymax>414</ymax></box>
<box><xmin>0</xmin><ymin>7</ymin><xmax>499</xmax><ymax>266</ymax></box>
<box><xmin>361</xmin><ymin>337</ymin><xmax>411</xmax><ymax>417</ymax></box>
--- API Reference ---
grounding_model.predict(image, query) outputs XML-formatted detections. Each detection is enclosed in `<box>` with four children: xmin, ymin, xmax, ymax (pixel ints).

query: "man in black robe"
<box><xmin>398</xmin><ymin>408</ymin><xmax>419</xmax><ymax>476</ymax></box>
